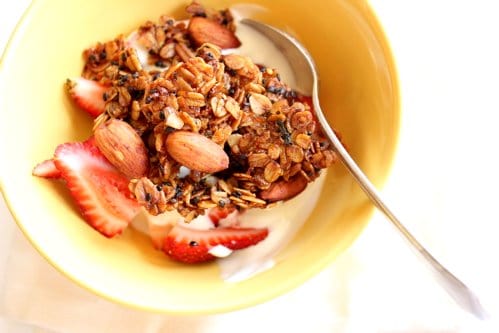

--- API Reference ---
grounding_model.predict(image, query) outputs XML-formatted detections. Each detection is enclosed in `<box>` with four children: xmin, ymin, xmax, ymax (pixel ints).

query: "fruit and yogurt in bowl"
<box><xmin>32</xmin><ymin>2</ymin><xmax>337</xmax><ymax>278</ymax></box>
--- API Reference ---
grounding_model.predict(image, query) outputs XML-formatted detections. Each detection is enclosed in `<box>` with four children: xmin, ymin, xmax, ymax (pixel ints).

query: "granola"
<box><xmin>82</xmin><ymin>2</ymin><xmax>337</xmax><ymax>221</ymax></box>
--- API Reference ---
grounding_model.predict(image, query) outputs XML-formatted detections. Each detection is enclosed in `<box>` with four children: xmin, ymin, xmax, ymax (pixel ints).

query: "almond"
<box><xmin>94</xmin><ymin>119</ymin><xmax>149</xmax><ymax>178</ymax></box>
<box><xmin>188</xmin><ymin>16</ymin><xmax>241</xmax><ymax>49</ymax></box>
<box><xmin>259</xmin><ymin>175</ymin><xmax>308</xmax><ymax>202</ymax></box>
<box><xmin>165</xmin><ymin>131</ymin><xmax>229</xmax><ymax>173</ymax></box>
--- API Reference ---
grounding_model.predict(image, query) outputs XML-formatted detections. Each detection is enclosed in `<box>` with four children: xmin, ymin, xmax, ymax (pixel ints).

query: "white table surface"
<box><xmin>2</xmin><ymin>1</ymin><xmax>499</xmax><ymax>332</ymax></box>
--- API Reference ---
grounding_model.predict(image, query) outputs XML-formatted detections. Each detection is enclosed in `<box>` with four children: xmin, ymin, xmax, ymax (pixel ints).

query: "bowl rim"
<box><xmin>0</xmin><ymin>0</ymin><xmax>401</xmax><ymax>314</ymax></box>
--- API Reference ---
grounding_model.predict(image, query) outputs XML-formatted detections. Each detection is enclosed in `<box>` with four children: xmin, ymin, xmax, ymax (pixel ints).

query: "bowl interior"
<box><xmin>0</xmin><ymin>0</ymin><xmax>399</xmax><ymax>314</ymax></box>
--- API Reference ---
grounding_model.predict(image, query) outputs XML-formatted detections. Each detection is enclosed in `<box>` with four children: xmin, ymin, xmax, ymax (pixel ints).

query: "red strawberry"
<box><xmin>207</xmin><ymin>207</ymin><xmax>236</xmax><ymax>227</ymax></box>
<box><xmin>54</xmin><ymin>138</ymin><xmax>140</xmax><ymax>237</ymax></box>
<box><xmin>66</xmin><ymin>77</ymin><xmax>107</xmax><ymax>117</ymax></box>
<box><xmin>32</xmin><ymin>159</ymin><xmax>61</xmax><ymax>179</ymax></box>
<box><xmin>163</xmin><ymin>225</ymin><xmax>269</xmax><ymax>264</ymax></box>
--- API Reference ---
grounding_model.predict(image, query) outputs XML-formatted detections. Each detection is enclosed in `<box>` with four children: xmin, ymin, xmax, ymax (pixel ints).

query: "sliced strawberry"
<box><xmin>66</xmin><ymin>77</ymin><xmax>107</xmax><ymax>117</ymax></box>
<box><xmin>164</xmin><ymin>225</ymin><xmax>269</xmax><ymax>264</ymax></box>
<box><xmin>54</xmin><ymin>138</ymin><xmax>140</xmax><ymax>237</ymax></box>
<box><xmin>208</xmin><ymin>207</ymin><xmax>236</xmax><ymax>227</ymax></box>
<box><xmin>32</xmin><ymin>159</ymin><xmax>61</xmax><ymax>179</ymax></box>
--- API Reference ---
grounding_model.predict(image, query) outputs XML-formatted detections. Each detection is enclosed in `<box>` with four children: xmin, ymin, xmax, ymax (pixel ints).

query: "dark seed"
<box><xmin>277</xmin><ymin>120</ymin><xmax>292</xmax><ymax>145</ymax></box>
<box><xmin>128</xmin><ymin>88</ymin><xmax>145</xmax><ymax>100</ymax></box>
<box><xmin>174</xmin><ymin>186</ymin><xmax>183</xmax><ymax>199</ymax></box>
<box><xmin>164</xmin><ymin>126</ymin><xmax>175</xmax><ymax>133</ymax></box>
<box><xmin>205</xmin><ymin>52</ymin><xmax>214</xmax><ymax>61</ymax></box>
<box><xmin>267</xmin><ymin>85</ymin><xmax>285</xmax><ymax>95</ymax></box>
<box><xmin>99</xmin><ymin>50</ymin><xmax>107</xmax><ymax>60</ymax></box>
<box><xmin>145</xmin><ymin>193</ymin><xmax>152</xmax><ymax>202</ymax></box>
<box><xmin>155</xmin><ymin>60</ymin><xmax>167</xmax><ymax>68</ymax></box>
<box><xmin>117</xmin><ymin>74</ymin><xmax>128</xmax><ymax>86</ymax></box>
<box><xmin>88</xmin><ymin>54</ymin><xmax>98</xmax><ymax>63</ymax></box>
<box><xmin>189</xmin><ymin>241</ymin><xmax>199</xmax><ymax>247</ymax></box>
<box><xmin>285</xmin><ymin>90</ymin><xmax>297</xmax><ymax>99</ymax></box>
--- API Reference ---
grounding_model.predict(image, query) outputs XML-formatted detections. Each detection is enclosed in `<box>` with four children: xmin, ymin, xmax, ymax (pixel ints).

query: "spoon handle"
<box><xmin>312</xmin><ymin>97</ymin><xmax>487</xmax><ymax>319</ymax></box>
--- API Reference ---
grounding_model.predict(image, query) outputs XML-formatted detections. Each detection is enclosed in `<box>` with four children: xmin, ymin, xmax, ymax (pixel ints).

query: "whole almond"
<box><xmin>94</xmin><ymin>119</ymin><xmax>149</xmax><ymax>178</ymax></box>
<box><xmin>259</xmin><ymin>175</ymin><xmax>308</xmax><ymax>202</ymax></box>
<box><xmin>188</xmin><ymin>16</ymin><xmax>241</xmax><ymax>49</ymax></box>
<box><xmin>165</xmin><ymin>131</ymin><xmax>229</xmax><ymax>173</ymax></box>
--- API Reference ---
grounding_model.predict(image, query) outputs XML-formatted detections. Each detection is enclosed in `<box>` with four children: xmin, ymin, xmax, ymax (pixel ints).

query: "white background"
<box><xmin>2</xmin><ymin>1</ymin><xmax>499</xmax><ymax>332</ymax></box>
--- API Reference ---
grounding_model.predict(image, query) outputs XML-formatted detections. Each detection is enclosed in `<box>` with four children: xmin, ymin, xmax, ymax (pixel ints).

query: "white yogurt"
<box><xmin>208</xmin><ymin>245</ymin><xmax>233</xmax><ymax>258</ymax></box>
<box><xmin>129</xmin><ymin>12</ymin><xmax>326</xmax><ymax>282</ymax></box>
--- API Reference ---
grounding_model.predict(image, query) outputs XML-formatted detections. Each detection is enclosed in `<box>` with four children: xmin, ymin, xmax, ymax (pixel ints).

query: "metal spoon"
<box><xmin>240</xmin><ymin>18</ymin><xmax>487</xmax><ymax>319</ymax></box>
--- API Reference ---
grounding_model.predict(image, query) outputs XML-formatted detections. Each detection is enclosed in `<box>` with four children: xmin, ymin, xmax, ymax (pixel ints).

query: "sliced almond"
<box><xmin>249</xmin><ymin>93</ymin><xmax>272</xmax><ymax>115</ymax></box>
<box><xmin>163</xmin><ymin>106</ymin><xmax>185</xmax><ymax>129</ymax></box>
<box><xmin>94</xmin><ymin>119</ymin><xmax>149</xmax><ymax>178</ymax></box>
<box><xmin>188</xmin><ymin>16</ymin><xmax>241</xmax><ymax>49</ymax></box>
<box><xmin>165</xmin><ymin>131</ymin><xmax>229</xmax><ymax>173</ymax></box>
<box><xmin>259</xmin><ymin>175</ymin><xmax>308</xmax><ymax>202</ymax></box>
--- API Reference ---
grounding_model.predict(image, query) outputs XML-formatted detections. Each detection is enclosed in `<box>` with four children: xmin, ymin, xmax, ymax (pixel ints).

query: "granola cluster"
<box><xmin>81</xmin><ymin>3</ymin><xmax>337</xmax><ymax>220</ymax></box>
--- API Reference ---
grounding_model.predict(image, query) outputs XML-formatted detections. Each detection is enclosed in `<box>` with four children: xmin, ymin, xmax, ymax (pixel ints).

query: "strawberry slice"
<box><xmin>164</xmin><ymin>225</ymin><xmax>269</xmax><ymax>264</ymax></box>
<box><xmin>65</xmin><ymin>77</ymin><xmax>107</xmax><ymax>117</ymax></box>
<box><xmin>208</xmin><ymin>207</ymin><xmax>236</xmax><ymax>227</ymax></box>
<box><xmin>32</xmin><ymin>159</ymin><xmax>61</xmax><ymax>179</ymax></box>
<box><xmin>54</xmin><ymin>138</ymin><xmax>140</xmax><ymax>237</ymax></box>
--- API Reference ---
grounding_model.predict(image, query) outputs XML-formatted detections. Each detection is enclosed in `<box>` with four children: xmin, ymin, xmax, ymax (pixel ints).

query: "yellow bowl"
<box><xmin>0</xmin><ymin>0</ymin><xmax>399</xmax><ymax>314</ymax></box>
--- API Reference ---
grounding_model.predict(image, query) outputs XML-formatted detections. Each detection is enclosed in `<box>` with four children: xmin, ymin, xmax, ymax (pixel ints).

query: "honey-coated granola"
<box><xmin>82</xmin><ymin>2</ymin><xmax>337</xmax><ymax>221</ymax></box>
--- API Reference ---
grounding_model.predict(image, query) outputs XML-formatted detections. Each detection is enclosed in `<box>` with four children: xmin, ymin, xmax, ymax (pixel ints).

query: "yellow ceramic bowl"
<box><xmin>0</xmin><ymin>0</ymin><xmax>399</xmax><ymax>314</ymax></box>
